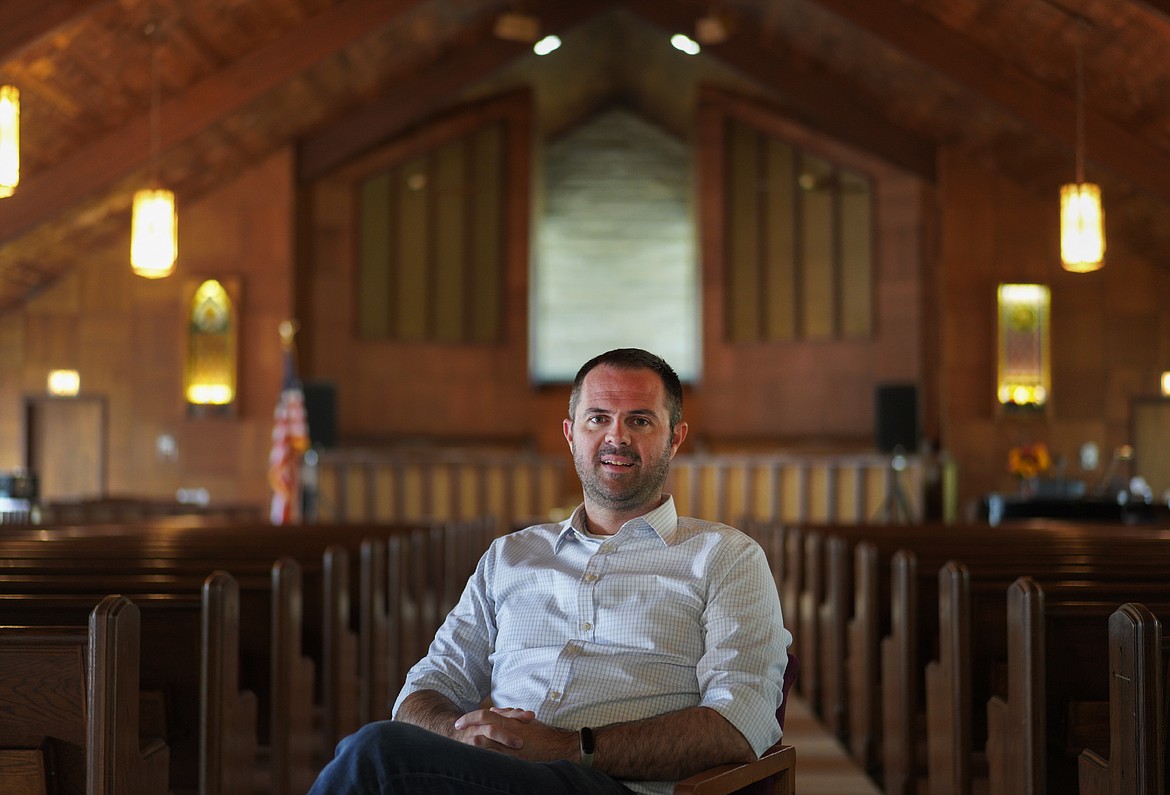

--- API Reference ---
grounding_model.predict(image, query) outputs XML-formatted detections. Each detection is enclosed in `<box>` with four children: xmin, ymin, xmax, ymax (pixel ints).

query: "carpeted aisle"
<box><xmin>781</xmin><ymin>693</ymin><xmax>883</xmax><ymax>795</ymax></box>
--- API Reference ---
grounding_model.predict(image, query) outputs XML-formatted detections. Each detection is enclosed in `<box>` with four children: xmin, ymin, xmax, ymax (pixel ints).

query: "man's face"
<box><xmin>563</xmin><ymin>365</ymin><xmax>687</xmax><ymax>515</ymax></box>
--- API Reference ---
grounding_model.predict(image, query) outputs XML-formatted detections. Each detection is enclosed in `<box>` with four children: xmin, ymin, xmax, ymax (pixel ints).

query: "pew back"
<box><xmin>0</xmin><ymin>595</ymin><xmax>170</xmax><ymax>795</ymax></box>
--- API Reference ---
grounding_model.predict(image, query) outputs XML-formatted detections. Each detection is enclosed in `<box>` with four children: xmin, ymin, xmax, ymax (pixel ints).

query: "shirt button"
<box><xmin>580</xmin><ymin>621</ymin><xmax>592</xmax><ymax>632</ymax></box>
<box><xmin>583</xmin><ymin>573</ymin><xmax>598</xmax><ymax>583</ymax></box>
<box><xmin>599</xmin><ymin>544</ymin><xmax>613</xmax><ymax>554</ymax></box>
<box><xmin>549</xmin><ymin>690</ymin><xmax>561</xmax><ymax>701</ymax></box>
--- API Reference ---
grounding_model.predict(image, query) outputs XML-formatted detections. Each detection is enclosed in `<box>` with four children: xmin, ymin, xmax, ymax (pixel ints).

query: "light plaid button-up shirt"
<box><xmin>393</xmin><ymin>496</ymin><xmax>791</xmax><ymax>794</ymax></box>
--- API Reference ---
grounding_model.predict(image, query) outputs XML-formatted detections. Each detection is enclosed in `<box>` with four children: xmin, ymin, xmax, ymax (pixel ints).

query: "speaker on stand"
<box><xmin>300</xmin><ymin>380</ymin><xmax>337</xmax><ymax>521</ymax></box>
<box><xmin>874</xmin><ymin>384</ymin><xmax>919</xmax><ymax>523</ymax></box>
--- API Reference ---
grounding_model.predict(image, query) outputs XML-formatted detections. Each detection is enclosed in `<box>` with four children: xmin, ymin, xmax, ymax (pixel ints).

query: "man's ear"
<box><xmin>563</xmin><ymin>417</ymin><xmax>574</xmax><ymax>448</ymax></box>
<box><xmin>670</xmin><ymin>421</ymin><xmax>689</xmax><ymax>456</ymax></box>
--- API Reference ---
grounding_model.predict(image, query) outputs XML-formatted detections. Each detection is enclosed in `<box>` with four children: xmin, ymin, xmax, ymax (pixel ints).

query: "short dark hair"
<box><xmin>568</xmin><ymin>348</ymin><xmax>683</xmax><ymax>430</ymax></box>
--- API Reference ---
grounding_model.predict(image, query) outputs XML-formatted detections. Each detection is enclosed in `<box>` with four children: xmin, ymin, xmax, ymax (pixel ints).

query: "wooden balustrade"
<box><xmin>669</xmin><ymin>452</ymin><xmax>924</xmax><ymax>525</ymax></box>
<box><xmin>313</xmin><ymin>448</ymin><xmax>925</xmax><ymax>527</ymax></box>
<box><xmin>313</xmin><ymin>448</ymin><xmax>569</xmax><ymax>525</ymax></box>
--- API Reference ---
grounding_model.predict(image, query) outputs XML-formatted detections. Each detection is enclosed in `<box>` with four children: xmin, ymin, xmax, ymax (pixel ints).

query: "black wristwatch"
<box><xmin>578</xmin><ymin>726</ymin><xmax>595</xmax><ymax>768</ymax></box>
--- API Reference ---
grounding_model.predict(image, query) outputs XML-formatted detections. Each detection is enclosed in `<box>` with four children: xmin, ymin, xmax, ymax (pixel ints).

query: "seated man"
<box><xmin>309</xmin><ymin>348</ymin><xmax>791</xmax><ymax>794</ymax></box>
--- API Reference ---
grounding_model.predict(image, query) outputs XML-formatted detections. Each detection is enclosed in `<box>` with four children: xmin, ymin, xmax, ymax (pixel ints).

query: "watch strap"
<box><xmin>578</xmin><ymin>726</ymin><xmax>595</xmax><ymax>768</ymax></box>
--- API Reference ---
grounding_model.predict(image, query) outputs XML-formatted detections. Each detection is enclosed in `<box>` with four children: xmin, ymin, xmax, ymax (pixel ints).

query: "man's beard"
<box><xmin>572</xmin><ymin>437</ymin><xmax>674</xmax><ymax>513</ymax></box>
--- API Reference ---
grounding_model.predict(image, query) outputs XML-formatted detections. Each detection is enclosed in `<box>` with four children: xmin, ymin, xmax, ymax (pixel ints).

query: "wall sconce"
<box><xmin>1161</xmin><ymin>371</ymin><xmax>1170</xmax><ymax>397</ymax></box>
<box><xmin>47</xmin><ymin>370</ymin><xmax>80</xmax><ymax>397</ymax></box>
<box><xmin>997</xmin><ymin>284</ymin><xmax>1051</xmax><ymax>411</ymax></box>
<box><xmin>0</xmin><ymin>84</ymin><xmax>18</xmax><ymax>198</ymax></box>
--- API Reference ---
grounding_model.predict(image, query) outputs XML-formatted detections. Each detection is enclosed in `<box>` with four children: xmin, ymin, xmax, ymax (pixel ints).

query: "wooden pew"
<box><xmin>798</xmin><ymin>530</ymin><xmax>824</xmax><ymax>708</ymax></box>
<box><xmin>985</xmin><ymin>582</ymin><xmax>1170</xmax><ymax>795</ymax></box>
<box><xmin>0</xmin><ymin>574</ymin><xmax>259</xmax><ymax>795</ymax></box>
<box><xmin>0</xmin><ymin>564</ymin><xmax>310</xmax><ymax>794</ymax></box>
<box><xmin>0</xmin><ymin>595</ymin><xmax>170</xmax><ymax>795</ymax></box>
<box><xmin>0</xmin><ymin>519</ymin><xmax>493</xmax><ymax>703</ymax></box>
<box><xmin>322</xmin><ymin>545</ymin><xmax>359</xmax><ymax>751</ymax></box>
<box><xmin>778</xmin><ymin>520</ymin><xmax>1170</xmax><ymax>795</ymax></box>
<box><xmin>986</xmin><ymin>577</ymin><xmax>1045</xmax><ymax>795</ymax></box>
<box><xmin>928</xmin><ymin>566</ymin><xmax>1170</xmax><ymax>795</ymax></box>
<box><xmin>266</xmin><ymin>557</ymin><xmax>317</xmax><ymax>795</ymax></box>
<box><xmin>898</xmin><ymin>561</ymin><xmax>1170</xmax><ymax>795</ymax></box>
<box><xmin>201</xmin><ymin>572</ymin><xmax>260</xmax><ymax>795</ymax></box>
<box><xmin>847</xmin><ymin>540</ymin><xmax>882</xmax><ymax>774</ymax></box>
<box><xmin>924</xmin><ymin>561</ymin><xmax>972</xmax><ymax>795</ymax></box>
<box><xmin>359</xmin><ymin>537</ymin><xmax>391</xmax><ymax>725</ymax></box>
<box><xmin>0</xmin><ymin>518</ymin><xmax>497</xmax><ymax>787</ymax></box>
<box><xmin>1077</xmin><ymin>602</ymin><xmax>1166</xmax><ymax>794</ymax></box>
<box><xmin>880</xmin><ymin>549</ymin><xmax>920</xmax><ymax>795</ymax></box>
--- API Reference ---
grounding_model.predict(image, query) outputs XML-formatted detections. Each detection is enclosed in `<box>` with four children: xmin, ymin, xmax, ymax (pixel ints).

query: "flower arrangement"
<box><xmin>1008</xmin><ymin>442</ymin><xmax>1051</xmax><ymax>480</ymax></box>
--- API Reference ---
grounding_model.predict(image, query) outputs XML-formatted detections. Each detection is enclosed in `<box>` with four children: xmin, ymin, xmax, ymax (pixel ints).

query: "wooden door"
<box><xmin>24</xmin><ymin>396</ymin><xmax>106</xmax><ymax>502</ymax></box>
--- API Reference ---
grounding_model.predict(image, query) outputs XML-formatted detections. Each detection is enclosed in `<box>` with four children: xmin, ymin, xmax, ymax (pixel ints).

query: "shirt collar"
<box><xmin>555</xmin><ymin>495</ymin><xmax>678</xmax><ymax>552</ymax></box>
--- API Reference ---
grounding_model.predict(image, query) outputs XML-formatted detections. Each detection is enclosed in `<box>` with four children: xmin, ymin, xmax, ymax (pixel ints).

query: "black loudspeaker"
<box><xmin>875</xmin><ymin>384</ymin><xmax>919</xmax><ymax>453</ymax></box>
<box><xmin>302</xmin><ymin>380</ymin><xmax>338</xmax><ymax>449</ymax></box>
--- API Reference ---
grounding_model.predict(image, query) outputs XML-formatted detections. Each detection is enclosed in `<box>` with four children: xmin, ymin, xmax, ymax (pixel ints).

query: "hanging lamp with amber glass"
<box><xmin>1060</xmin><ymin>20</ymin><xmax>1103</xmax><ymax>273</ymax></box>
<box><xmin>0</xmin><ymin>84</ymin><xmax>19</xmax><ymax>198</ymax></box>
<box><xmin>131</xmin><ymin>23</ymin><xmax>177</xmax><ymax>278</ymax></box>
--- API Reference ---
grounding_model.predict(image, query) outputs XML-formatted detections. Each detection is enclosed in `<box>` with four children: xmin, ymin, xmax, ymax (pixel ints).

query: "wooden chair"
<box><xmin>674</xmin><ymin>653</ymin><xmax>800</xmax><ymax>795</ymax></box>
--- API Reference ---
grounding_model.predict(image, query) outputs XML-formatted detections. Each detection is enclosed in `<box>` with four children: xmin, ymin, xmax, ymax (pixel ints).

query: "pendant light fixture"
<box><xmin>1060</xmin><ymin>19</ymin><xmax>1103</xmax><ymax>272</ymax></box>
<box><xmin>131</xmin><ymin>22</ymin><xmax>177</xmax><ymax>279</ymax></box>
<box><xmin>0</xmin><ymin>84</ymin><xmax>18</xmax><ymax>198</ymax></box>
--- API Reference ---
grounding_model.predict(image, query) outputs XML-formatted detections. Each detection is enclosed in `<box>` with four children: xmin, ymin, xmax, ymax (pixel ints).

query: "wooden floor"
<box><xmin>782</xmin><ymin>693</ymin><xmax>883</xmax><ymax>795</ymax></box>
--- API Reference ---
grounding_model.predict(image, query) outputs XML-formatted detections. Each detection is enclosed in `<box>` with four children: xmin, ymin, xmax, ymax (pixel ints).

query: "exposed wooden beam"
<box><xmin>811</xmin><ymin>0</ymin><xmax>1170</xmax><ymax>202</ymax></box>
<box><xmin>0</xmin><ymin>0</ymin><xmax>429</xmax><ymax>246</ymax></box>
<box><xmin>297</xmin><ymin>0</ymin><xmax>619</xmax><ymax>180</ymax></box>
<box><xmin>296</xmin><ymin>34</ymin><xmax>530</xmax><ymax>181</ymax></box>
<box><xmin>0</xmin><ymin>0</ymin><xmax>110</xmax><ymax>62</ymax></box>
<box><xmin>1129</xmin><ymin>0</ymin><xmax>1170</xmax><ymax>25</ymax></box>
<box><xmin>625</xmin><ymin>0</ymin><xmax>937</xmax><ymax>182</ymax></box>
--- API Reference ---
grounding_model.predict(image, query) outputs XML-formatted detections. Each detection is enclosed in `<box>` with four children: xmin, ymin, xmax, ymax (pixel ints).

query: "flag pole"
<box><xmin>269</xmin><ymin>320</ymin><xmax>310</xmax><ymax>525</ymax></box>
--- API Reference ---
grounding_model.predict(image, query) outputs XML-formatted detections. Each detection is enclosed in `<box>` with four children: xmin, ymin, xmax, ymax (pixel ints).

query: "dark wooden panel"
<box><xmin>358</xmin><ymin>174</ymin><xmax>392</xmax><ymax>339</ymax></box>
<box><xmin>840</xmin><ymin>173</ymin><xmax>873</xmax><ymax>338</ymax></box>
<box><xmin>763</xmin><ymin>137</ymin><xmax>797</xmax><ymax>342</ymax></box>
<box><xmin>395</xmin><ymin>156</ymin><xmax>430</xmax><ymax>341</ymax></box>
<box><xmin>470</xmin><ymin>124</ymin><xmax>504</xmax><ymax>344</ymax></box>
<box><xmin>433</xmin><ymin>140</ymin><xmax>467</xmax><ymax>343</ymax></box>
<box><xmin>799</xmin><ymin>152</ymin><xmax>835</xmax><ymax>340</ymax></box>
<box><xmin>726</xmin><ymin>120</ymin><xmax>761</xmax><ymax>342</ymax></box>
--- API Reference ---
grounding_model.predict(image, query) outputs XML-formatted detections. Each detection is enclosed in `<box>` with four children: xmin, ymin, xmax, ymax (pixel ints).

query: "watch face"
<box><xmin>581</xmin><ymin>726</ymin><xmax>595</xmax><ymax>752</ymax></box>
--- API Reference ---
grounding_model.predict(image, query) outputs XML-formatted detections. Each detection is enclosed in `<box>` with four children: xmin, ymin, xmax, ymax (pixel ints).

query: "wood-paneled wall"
<box><xmin>937</xmin><ymin>150</ymin><xmax>1170</xmax><ymax>511</ymax></box>
<box><xmin>1</xmin><ymin>91</ymin><xmax>1166</xmax><ymax>519</ymax></box>
<box><xmin>301</xmin><ymin>87</ymin><xmax>930</xmax><ymax>457</ymax></box>
<box><xmin>0</xmin><ymin>151</ymin><xmax>296</xmax><ymax>506</ymax></box>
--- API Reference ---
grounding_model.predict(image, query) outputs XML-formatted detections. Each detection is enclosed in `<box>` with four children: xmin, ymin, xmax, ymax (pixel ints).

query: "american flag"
<box><xmin>268</xmin><ymin>336</ymin><xmax>310</xmax><ymax>525</ymax></box>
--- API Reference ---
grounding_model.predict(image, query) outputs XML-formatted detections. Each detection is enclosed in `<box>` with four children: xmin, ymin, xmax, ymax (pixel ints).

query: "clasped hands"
<box><xmin>452</xmin><ymin>706</ymin><xmax>577</xmax><ymax>762</ymax></box>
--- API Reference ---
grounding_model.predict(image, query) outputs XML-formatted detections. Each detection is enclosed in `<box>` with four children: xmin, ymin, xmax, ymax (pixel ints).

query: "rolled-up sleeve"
<box><xmin>391</xmin><ymin>546</ymin><xmax>498</xmax><ymax>717</ymax></box>
<box><xmin>696</xmin><ymin>537</ymin><xmax>791</xmax><ymax>756</ymax></box>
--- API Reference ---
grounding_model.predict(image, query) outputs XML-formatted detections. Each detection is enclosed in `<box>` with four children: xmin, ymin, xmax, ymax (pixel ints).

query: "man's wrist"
<box><xmin>578</xmin><ymin>726</ymin><xmax>595</xmax><ymax>767</ymax></box>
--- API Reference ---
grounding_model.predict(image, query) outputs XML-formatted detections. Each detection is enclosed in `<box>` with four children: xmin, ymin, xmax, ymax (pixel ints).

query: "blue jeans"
<box><xmin>308</xmin><ymin>721</ymin><xmax>637</xmax><ymax>794</ymax></box>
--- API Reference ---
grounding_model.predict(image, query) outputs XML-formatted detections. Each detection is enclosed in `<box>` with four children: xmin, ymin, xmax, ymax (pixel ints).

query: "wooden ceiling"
<box><xmin>2</xmin><ymin>0</ymin><xmax>1170</xmax><ymax>313</ymax></box>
